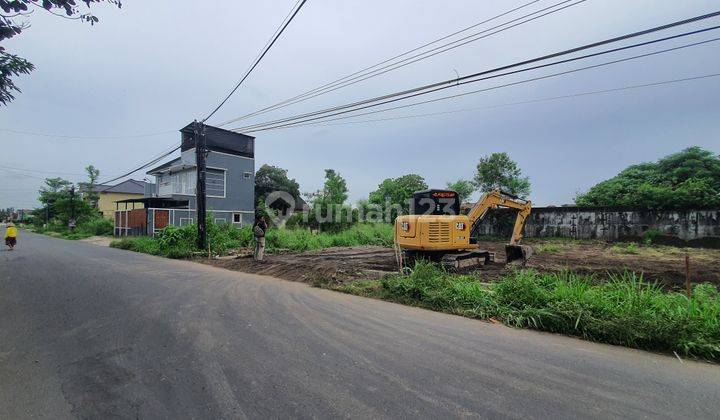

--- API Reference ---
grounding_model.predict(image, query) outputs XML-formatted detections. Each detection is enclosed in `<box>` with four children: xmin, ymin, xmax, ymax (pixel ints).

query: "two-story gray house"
<box><xmin>114</xmin><ymin>123</ymin><xmax>255</xmax><ymax>236</ymax></box>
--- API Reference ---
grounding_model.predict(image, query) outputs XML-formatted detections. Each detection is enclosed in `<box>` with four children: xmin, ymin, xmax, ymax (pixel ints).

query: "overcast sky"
<box><xmin>1</xmin><ymin>0</ymin><xmax>719</xmax><ymax>209</ymax></box>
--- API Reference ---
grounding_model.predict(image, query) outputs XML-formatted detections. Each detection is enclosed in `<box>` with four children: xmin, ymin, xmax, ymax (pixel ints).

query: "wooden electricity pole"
<box><xmin>194</xmin><ymin>120</ymin><xmax>207</xmax><ymax>250</ymax></box>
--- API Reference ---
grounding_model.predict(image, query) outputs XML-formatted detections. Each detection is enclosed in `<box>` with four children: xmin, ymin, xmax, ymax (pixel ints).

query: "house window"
<box><xmin>215</xmin><ymin>218</ymin><xmax>227</xmax><ymax>224</ymax></box>
<box><xmin>233</xmin><ymin>213</ymin><xmax>242</xmax><ymax>225</ymax></box>
<box><xmin>173</xmin><ymin>170</ymin><xmax>196</xmax><ymax>195</ymax></box>
<box><xmin>158</xmin><ymin>173</ymin><xmax>173</xmax><ymax>196</ymax></box>
<box><xmin>179</xmin><ymin>217</ymin><xmax>193</xmax><ymax>226</ymax></box>
<box><xmin>206</xmin><ymin>168</ymin><xmax>226</xmax><ymax>198</ymax></box>
<box><xmin>243</xmin><ymin>171</ymin><xmax>252</xmax><ymax>179</ymax></box>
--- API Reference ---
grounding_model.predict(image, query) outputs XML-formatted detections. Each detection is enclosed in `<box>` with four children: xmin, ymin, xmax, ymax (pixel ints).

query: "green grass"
<box><xmin>110</xmin><ymin>222</ymin><xmax>395</xmax><ymax>258</ymax></box>
<box><xmin>265</xmin><ymin>223</ymin><xmax>393</xmax><ymax>251</ymax></box>
<box><xmin>537</xmin><ymin>244</ymin><xmax>561</xmax><ymax>253</ymax></box>
<box><xmin>323</xmin><ymin>262</ymin><xmax>720</xmax><ymax>360</ymax></box>
<box><xmin>610</xmin><ymin>242</ymin><xmax>640</xmax><ymax>254</ymax></box>
<box><xmin>33</xmin><ymin>217</ymin><xmax>114</xmax><ymax>240</ymax></box>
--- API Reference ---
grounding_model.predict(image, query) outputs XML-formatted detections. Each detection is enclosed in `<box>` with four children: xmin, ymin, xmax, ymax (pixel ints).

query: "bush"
<box><xmin>110</xmin><ymin>221</ymin><xmax>394</xmax><ymax>258</ymax></box>
<box><xmin>110</xmin><ymin>237</ymin><xmax>162</xmax><ymax>255</ymax></box>
<box><xmin>359</xmin><ymin>263</ymin><xmax>720</xmax><ymax>359</ymax></box>
<box><xmin>264</xmin><ymin>223</ymin><xmax>393</xmax><ymax>251</ymax></box>
<box><xmin>643</xmin><ymin>228</ymin><xmax>662</xmax><ymax>245</ymax></box>
<box><xmin>78</xmin><ymin>217</ymin><xmax>114</xmax><ymax>236</ymax></box>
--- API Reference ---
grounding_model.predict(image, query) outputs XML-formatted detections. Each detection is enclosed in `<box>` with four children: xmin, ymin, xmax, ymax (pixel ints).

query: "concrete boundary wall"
<box><xmin>476</xmin><ymin>207</ymin><xmax>720</xmax><ymax>247</ymax></box>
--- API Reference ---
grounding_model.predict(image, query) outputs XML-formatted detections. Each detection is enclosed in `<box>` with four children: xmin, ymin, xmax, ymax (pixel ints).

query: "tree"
<box><xmin>79</xmin><ymin>164</ymin><xmax>100</xmax><ymax>208</ymax></box>
<box><xmin>254</xmin><ymin>164</ymin><xmax>301</xmax><ymax>212</ymax></box>
<box><xmin>369</xmin><ymin>174</ymin><xmax>427</xmax><ymax>219</ymax></box>
<box><xmin>305</xmin><ymin>169</ymin><xmax>351</xmax><ymax>231</ymax></box>
<box><xmin>0</xmin><ymin>0</ymin><xmax>121</xmax><ymax>105</ymax></box>
<box><xmin>474</xmin><ymin>152</ymin><xmax>531</xmax><ymax>198</ymax></box>
<box><xmin>446</xmin><ymin>179</ymin><xmax>476</xmax><ymax>203</ymax></box>
<box><xmin>575</xmin><ymin>146</ymin><xmax>720</xmax><ymax>209</ymax></box>
<box><xmin>36</xmin><ymin>177</ymin><xmax>71</xmax><ymax>223</ymax></box>
<box><xmin>320</xmin><ymin>169</ymin><xmax>348</xmax><ymax>205</ymax></box>
<box><xmin>35</xmin><ymin>177</ymin><xmax>94</xmax><ymax>225</ymax></box>
<box><xmin>0</xmin><ymin>52</ymin><xmax>33</xmax><ymax>104</ymax></box>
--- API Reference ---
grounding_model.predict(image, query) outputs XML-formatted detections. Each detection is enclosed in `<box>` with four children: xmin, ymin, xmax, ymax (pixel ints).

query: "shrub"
<box><xmin>78</xmin><ymin>217</ymin><xmax>114</xmax><ymax>236</ymax></box>
<box><xmin>642</xmin><ymin>228</ymin><xmax>662</xmax><ymax>245</ymax></box>
<box><xmin>110</xmin><ymin>221</ymin><xmax>393</xmax><ymax>258</ymax></box>
<box><xmin>110</xmin><ymin>237</ymin><xmax>162</xmax><ymax>255</ymax></box>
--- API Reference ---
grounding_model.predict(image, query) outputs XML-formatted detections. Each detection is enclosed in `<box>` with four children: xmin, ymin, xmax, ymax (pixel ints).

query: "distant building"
<box><xmin>114</xmin><ymin>123</ymin><xmax>255</xmax><ymax>236</ymax></box>
<box><xmin>93</xmin><ymin>179</ymin><xmax>151</xmax><ymax>219</ymax></box>
<box><xmin>15</xmin><ymin>209</ymin><xmax>32</xmax><ymax>222</ymax></box>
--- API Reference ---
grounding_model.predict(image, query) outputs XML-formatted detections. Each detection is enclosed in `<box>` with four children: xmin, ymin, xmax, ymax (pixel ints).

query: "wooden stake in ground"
<box><xmin>685</xmin><ymin>253</ymin><xmax>691</xmax><ymax>298</ymax></box>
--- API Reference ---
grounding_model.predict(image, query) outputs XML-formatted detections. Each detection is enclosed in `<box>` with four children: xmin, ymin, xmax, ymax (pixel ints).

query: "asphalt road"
<box><xmin>1</xmin><ymin>232</ymin><xmax>719</xmax><ymax>419</ymax></box>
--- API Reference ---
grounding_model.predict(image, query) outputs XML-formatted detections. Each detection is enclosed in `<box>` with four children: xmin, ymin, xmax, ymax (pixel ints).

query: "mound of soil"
<box><xmin>205</xmin><ymin>246</ymin><xmax>398</xmax><ymax>284</ymax></box>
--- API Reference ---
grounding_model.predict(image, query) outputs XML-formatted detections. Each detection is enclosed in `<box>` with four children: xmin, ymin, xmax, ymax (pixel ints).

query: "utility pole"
<box><xmin>69</xmin><ymin>186</ymin><xmax>76</xmax><ymax>230</ymax></box>
<box><xmin>194</xmin><ymin>120</ymin><xmax>207</xmax><ymax>250</ymax></box>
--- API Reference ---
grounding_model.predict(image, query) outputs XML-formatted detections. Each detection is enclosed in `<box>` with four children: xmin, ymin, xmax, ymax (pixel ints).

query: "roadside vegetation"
<box><xmin>26</xmin><ymin>166</ymin><xmax>115</xmax><ymax>240</ymax></box>
<box><xmin>31</xmin><ymin>217</ymin><xmax>114</xmax><ymax>240</ymax></box>
<box><xmin>322</xmin><ymin>262</ymin><xmax>720</xmax><ymax>360</ymax></box>
<box><xmin>575</xmin><ymin>147</ymin><xmax>720</xmax><ymax>209</ymax></box>
<box><xmin>110</xmin><ymin>219</ymin><xmax>394</xmax><ymax>259</ymax></box>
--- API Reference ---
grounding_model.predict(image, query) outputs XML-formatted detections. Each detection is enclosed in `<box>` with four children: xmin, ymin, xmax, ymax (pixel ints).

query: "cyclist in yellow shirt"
<box><xmin>5</xmin><ymin>222</ymin><xmax>17</xmax><ymax>250</ymax></box>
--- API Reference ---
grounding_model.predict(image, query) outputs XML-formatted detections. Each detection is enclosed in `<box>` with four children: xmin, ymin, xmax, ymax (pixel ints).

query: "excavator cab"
<box><xmin>411</xmin><ymin>189</ymin><xmax>461</xmax><ymax>216</ymax></box>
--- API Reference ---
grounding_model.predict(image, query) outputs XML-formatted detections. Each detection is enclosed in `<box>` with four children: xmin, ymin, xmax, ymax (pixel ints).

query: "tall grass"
<box><xmin>110</xmin><ymin>222</ymin><xmax>394</xmax><ymax>258</ymax></box>
<box><xmin>33</xmin><ymin>217</ymin><xmax>114</xmax><ymax>240</ymax></box>
<box><xmin>265</xmin><ymin>223</ymin><xmax>393</xmax><ymax>251</ymax></box>
<box><xmin>333</xmin><ymin>262</ymin><xmax>720</xmax><ymax>359</ymax></box>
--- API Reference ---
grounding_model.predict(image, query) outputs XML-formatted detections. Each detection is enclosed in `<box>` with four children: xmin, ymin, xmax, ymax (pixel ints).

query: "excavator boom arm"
<box><xmin>467</xmin><ymin>190</ymin><xmax>532</xmax><ymax>245</ymax></box>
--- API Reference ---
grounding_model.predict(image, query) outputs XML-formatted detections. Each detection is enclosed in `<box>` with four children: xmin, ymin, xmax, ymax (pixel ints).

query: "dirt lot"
<box><xmin>203</xmin><ymin>239</ymin><xmax>720</xmax><ymax>288</ymax></box>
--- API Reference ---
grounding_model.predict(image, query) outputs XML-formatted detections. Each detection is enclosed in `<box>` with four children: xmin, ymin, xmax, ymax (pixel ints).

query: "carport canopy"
<box><xmin>114</xmin><ymin>197</ymin><xmax>189</xmax><ymax>210</ymax></box>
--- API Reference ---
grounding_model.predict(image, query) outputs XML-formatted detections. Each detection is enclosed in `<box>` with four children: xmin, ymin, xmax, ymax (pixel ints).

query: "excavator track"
<box><xmin>440</xmin><ymin>250</ymin><xmax>494</xmax><ymax>271</ymax></box>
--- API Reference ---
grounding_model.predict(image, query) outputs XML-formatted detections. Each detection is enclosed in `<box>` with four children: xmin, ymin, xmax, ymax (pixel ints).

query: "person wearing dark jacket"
<box><xmin>253</xmin><ymin>216</ymin><xmax>268</xmax><ymax>261</ymax></box>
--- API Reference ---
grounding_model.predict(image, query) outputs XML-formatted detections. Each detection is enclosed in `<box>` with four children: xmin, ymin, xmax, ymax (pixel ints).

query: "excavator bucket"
<box><xmin>505</xmin><ymin>244</ymin><xmax>532</xmax><ymax>265</ymax></box>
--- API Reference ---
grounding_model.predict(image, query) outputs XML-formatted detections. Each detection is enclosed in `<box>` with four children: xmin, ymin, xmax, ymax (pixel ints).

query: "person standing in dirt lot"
<box><xmin>5</xmin><ymin>221</ymin><xmax>18</xmax><ymax>251</ymax></box>
<box><xmin>253</xmin><ymin>216</ymin><xmax>268</xmax><ymax>261</ymax></box>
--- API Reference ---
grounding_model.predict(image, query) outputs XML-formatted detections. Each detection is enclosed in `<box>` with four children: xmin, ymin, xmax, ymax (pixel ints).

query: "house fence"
<box><xmin>114</xmin><ymin>208</ymin><xmax>254</xmax><ymax>237</ymax></box>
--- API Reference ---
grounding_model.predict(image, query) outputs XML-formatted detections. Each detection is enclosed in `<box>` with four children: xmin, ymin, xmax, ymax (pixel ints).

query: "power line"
<box><xmin>0</xmin><ymin>128</ymin><xmax>177</xmax><ymax>140</ymax></box>
<box><xmin>288</xmin><ymin>73</ymin><xmax>720</xmax><ymax>128</ymax></box>
<box><xmin>250</xmin><ymin>0</ymin><xmax>305</xmax><ymax>66</ymax></box>
<box><xmin>0</xmin><ymin>164</ymin><xmax>93</xmax><ymax>177</ymax></box>
<box><xmin>219</xmin><ymin>0</ymin><xmax>583</xmax><ymax>126</ymax></box>
<box><xmin>202</xmin><ymin>0</ymin><xmax>309</xmax><ymax>122</ymax></box>
<box><xmin>235</xmin><ymin>11</ymin><xmax>720</xmax><ymax>131</ymax></box>
<box><xmin>231</xmin><ymin>11</ymin><xmax>720</xmax><ymax>132</ymax></box>
<box><xmin>242</xmin><ymin>33</ymin><xmax>720</xmax><ymax>133</ymax></box>
<box><xmin>0</xmin><ymin>168</ymin><xmax>48</xmax><ymax>181</ymax></box>
<box><xmin>97</xmin><ymin>145</ymin><xmax>181</xmax><ymax>185</ymax></box>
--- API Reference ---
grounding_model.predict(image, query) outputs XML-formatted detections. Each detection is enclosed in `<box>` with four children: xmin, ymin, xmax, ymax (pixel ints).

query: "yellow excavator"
<box><xmin>395</xmin><ymin>189</ymin><xmax>532</xmax><ymax>270</ymax></box>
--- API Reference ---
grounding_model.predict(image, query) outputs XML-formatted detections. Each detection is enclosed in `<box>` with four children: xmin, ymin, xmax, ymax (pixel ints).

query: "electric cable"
<box><xmin>0</xmin><ymin>128</ymin><xmax>177</xmax><ymax>140</ymax></box>
<box><xmin>219</xmin><ymin>0</ymin><xmax>584</xmax><ymax>126</ymax></box>
<box><xmin>96</xmin><ymin>145</ymin><xmax>181</xmax><ymax>185</ymax></box>
<box><xmin>202</xmin><ymin>0</ymin><xmax>309</xmax><ymax>122</ymax></box>
<box><xmin>284</xmin><ymin>73</ymin><xmax>720</xmax><ymax>128</ymax></box>
<box><xmin>242</xmin><ymin>33</ymin><xmax>720</xmax><ymax>132</ymax></box>
<box><xmin>231</xmin><ymin>11</ymin><xmax>720</xmax><ymax>132</ymax></box>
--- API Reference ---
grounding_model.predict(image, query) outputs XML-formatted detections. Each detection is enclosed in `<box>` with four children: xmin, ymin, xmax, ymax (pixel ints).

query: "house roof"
<box><xmin>115</xmin><ymin>197</ymin><xmax>189</xmax><ymax>208</ymax></box>
<box><xmin>146</xmin><ymin>157</ymin><xmax>196</xmax><ymax>175</ymax></box>
<box><xmin>181</xmin><ymin>122</ymin><xmax>254</xmax><ymax>158</ymax></box>
<box><xmin>95</xmin><ymin>179</ymin><xmax>147</xmax><ymax>195</ymax></box>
